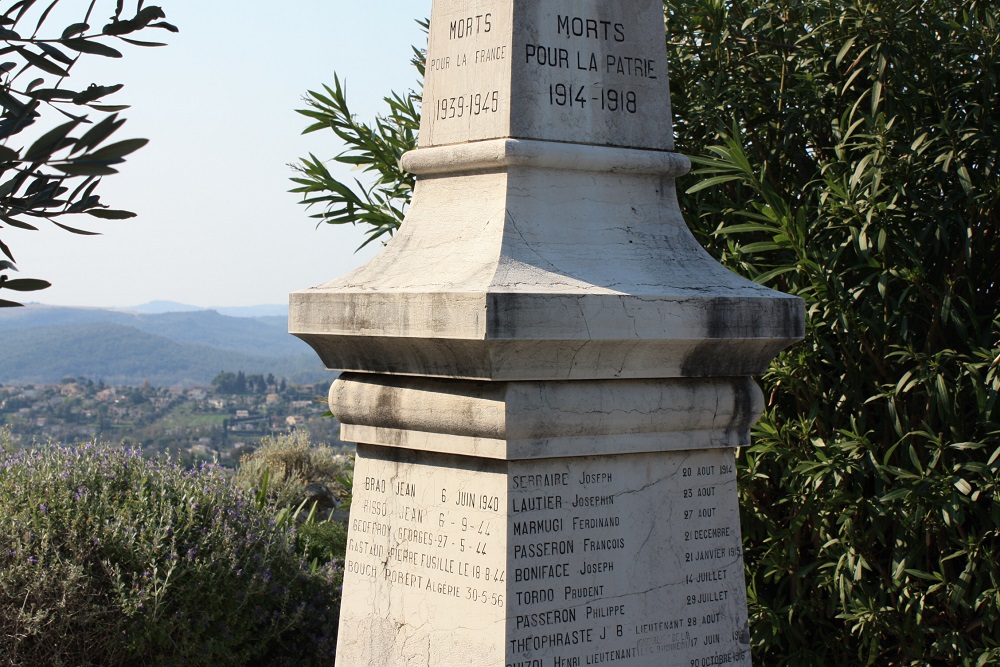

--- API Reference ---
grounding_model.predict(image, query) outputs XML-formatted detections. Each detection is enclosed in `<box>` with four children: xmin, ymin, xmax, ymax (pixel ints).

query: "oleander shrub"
<box><xmin>666</xmin><ymin>0</ymin><xmax>1000</xmax><ymax>664</ymax></box>
<box><xmin>0</xmin><ymin>442</ymin><xmax>341</xmax><ymax>667</ymax></box>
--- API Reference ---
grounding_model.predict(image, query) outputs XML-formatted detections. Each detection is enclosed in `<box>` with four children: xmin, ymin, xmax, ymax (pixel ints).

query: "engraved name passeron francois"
<box><xmin>506</xmin><ymin>452</ymin><xmax>750</xmax><ymax>667</ymax></box>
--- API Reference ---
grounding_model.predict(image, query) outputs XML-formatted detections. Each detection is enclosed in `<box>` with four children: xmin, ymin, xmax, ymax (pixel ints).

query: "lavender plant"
<box><xmin>0</xmin><ymin>441</ymin><xmax>341</xmax><ymax>666</ymax></box>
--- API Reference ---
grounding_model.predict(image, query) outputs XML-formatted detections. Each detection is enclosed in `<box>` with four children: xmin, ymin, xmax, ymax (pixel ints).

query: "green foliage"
<box><xmin>234</xmin><ymin>430</ymin><xmax>353</xmax><ymax>517</ymax></box>
<box><xmin>0</xmin><ymin>0</ymin><xmax>176</xmax><ymax>306</ymax></box>
<box><xmin>0</xmin><ymin>441</ymin><xmax>340</xmax><ymax>666</ymax></box>
<box><xmin>665</xmin><ymin>0</ymin><xmax>1000</xmax><ymax>664</ymax></box>
<box><xmin>290</xmin><ymin>27</ymin><xmax>425</xmax><ymax>249</ymax></box>
<box><xmin>295</xmin><ymin>520</ymin><xmax>347</xmax><ymax>574</ymax></box>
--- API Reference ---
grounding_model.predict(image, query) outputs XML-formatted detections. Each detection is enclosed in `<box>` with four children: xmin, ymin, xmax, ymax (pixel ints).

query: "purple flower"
<box><xmin>27</xmin><ymin>556</ymin><xmax>38</xmax><ymax>564</ymax></box>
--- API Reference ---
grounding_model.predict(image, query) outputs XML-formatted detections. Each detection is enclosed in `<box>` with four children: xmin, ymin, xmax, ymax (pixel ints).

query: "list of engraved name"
<box><xmin>505</xmin><ymin>453</ymin><xmax>749</xmax><ymax>667</ymax></box>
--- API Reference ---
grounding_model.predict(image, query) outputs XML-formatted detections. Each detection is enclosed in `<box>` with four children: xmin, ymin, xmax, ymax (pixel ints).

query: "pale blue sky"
<box><xmin>13</xmin><ymin>1</ymin><xmax>431</xmax><ymax>308</ymax></box>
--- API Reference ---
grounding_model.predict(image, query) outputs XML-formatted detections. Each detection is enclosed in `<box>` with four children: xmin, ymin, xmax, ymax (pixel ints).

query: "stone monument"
<box><xmin>289</xmin><ymin>1</ymin><xmax>804</xmax><ymax>665</ymax></box>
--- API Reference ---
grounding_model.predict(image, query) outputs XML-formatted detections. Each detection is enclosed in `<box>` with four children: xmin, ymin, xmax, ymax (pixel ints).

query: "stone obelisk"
<box><xmin>289</xmin><ymin>1</ymin><xmax>804</xmax><ymax>665</ymax></box>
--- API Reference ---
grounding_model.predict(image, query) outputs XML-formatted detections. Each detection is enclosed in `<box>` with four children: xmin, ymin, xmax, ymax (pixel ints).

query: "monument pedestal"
<box><xmin>289</xmin><ymin>0</ymin><xmax>803</xmax><ymax>664</ymax></box>
<box><xmin>334</xmin><ymin>375</ymin><xmax>757</xmax><ymax>667</ymax></box>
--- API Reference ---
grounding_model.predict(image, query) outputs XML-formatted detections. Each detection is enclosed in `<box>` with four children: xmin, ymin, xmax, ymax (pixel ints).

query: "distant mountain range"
<box><xmin>0</xmin><ymin>303</ymin><xmax>331</xmax><ymax>387</ymax></box>
<box><xmin>126</xmin><ymin>301</ymin><xmax>290</xmax><ymax>318</ymax></box>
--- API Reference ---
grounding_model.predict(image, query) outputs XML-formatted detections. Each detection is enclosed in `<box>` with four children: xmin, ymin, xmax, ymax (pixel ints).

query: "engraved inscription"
<box><xmin>506</xmin><ymin>450</ymin><xmax>750</xmax><ymax>666</ymax></box>
<box><xmin>419</xmin><ymin>0</ymin><xmax>674</xmax><ymax>149</ymax></box>
<box><xmin>342</xmin><ymin>451</ymin><xmax>507</xmax><ymax>614</ymax></box>
<box><xmin>339</xmin><ymin>447</ymin><xmax>749</xmax><ymax>665</ymax></box>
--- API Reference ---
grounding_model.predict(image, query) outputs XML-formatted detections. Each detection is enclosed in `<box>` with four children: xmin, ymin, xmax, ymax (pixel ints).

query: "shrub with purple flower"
<box><xmin>0</xmin><ymin>441</ymin><xmax>341</xmax><ymax>667</ymax></box>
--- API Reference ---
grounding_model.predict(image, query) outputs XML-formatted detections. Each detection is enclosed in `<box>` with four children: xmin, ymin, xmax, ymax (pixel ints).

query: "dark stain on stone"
<box><xmin>785</xmin><ymin>296</ymin><xmax>806</xmax><ymax>339</ymax></box>
<box><xmin>680</xmin><ymin>298</ymin><xmax>804</xmax><ymax>377</ymax></box>
<box><xmin>372</xmin><ymin>376</ymin><xmax>400</xmax><ymax>426</ymax></box>
<box><xmin>486</xmin><ymin>292</ymin><xmax>518</xmax><ymax>339</ymax></box>
<box><xmin>703</xmin><ymin>297</ymin><xmax>732</xmax><ymax>340</ymax></box>
<box><xmin>681</xmin><ymin>297</ymin><xmax>735</xmax><ymax>376</ymax></box>
<box><xmin>726</xmin><ymin>377</ymin><xmax>758</xmax><ymax>445</ymax></box>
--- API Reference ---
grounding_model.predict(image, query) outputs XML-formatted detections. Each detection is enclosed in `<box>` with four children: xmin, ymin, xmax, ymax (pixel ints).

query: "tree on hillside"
<box><xmin>0</xmin><ymin>0</ymin><xmax>176</xmax><ymax>307</ymax></box>
<box><xmin>294</xmin><ymin>1</ymin><xmax>999</xmax><ymax>664</ymax></box>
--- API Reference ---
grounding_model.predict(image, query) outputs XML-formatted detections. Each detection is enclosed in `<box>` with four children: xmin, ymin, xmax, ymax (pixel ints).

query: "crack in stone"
<box><xmin>504</xmin><ymin>209</ymin><xmax>562</xmax><ymax>273</ymax></box>
<box><xmin>575</xmin><ymin>552</ymin><xmax>745</xmax><ymax>607</ymax></box>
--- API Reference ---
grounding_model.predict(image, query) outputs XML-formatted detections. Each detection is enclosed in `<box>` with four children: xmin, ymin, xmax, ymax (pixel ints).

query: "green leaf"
<box><xmin>0</xmin><ymin>145</ymin><xmax>18</xmax><ymax>161</ymax></box>
<box><xmin>29</xmin><ymin>87</ymin><xmax>77</xmax><ymax>101</ymax></box>
<box><xmin>85</xmin><ymin>208</ymin><xmax>135</xmax><ymax>219</ymax></box>
<box><xmin>23</xmin><ymin>118</ymin><xmax>79</xmax><ymax>161</ymax></box>
<box><xmin>87</xmin><ymin>104</ymin><xmax>130</xmax><ymax>112</ymax></box>
<box><xmin>14</xmin><ymin>46</ymin><xmax>69</xmax><ymax>77</ymax></box>
<box><xmin>74</xmin><ymin>114</ymin><xmax>124</xmax><ymax>152</ymax></box>
<box><xmin>52</xmin><ymin>162</ymin><xmax>119</xmax><ymax>176</ymax></box>
<box><xmin>61</xmin><ymin>22</ymin><xmax>89</xmax><ymax>39</ymax></box>
<box><xmin>737</xmin><ymin>241</ymin><xmax>784</xmax><ymax>254</ymax></box>
<box><xmin>685</xmin><ymin>174</ymin><xmax>744</xmax><ymax>194</ymax></box>
<box><xmin>836</xmin><ymin>36</ymin><xmax>857</xmax><ymax>67</ymax></box>
<box><xmin>86</xmin><ymin>137</ymin><xmax>148</xmax><ymax>161</ymax></box>
<box><xmin>0</xmin><ymin>237</ymin><xmax>14</xmax><ymax>262</ymax></box>
<box><xmin>61</xmin><ymin>38</ymin><xmax>123</xmax><ymax>58</ymax></box>
<box><xmin>0</xmin><ymin>216</ymin><xmax>38</xmax><ymax>231</ymax></box>
<box><xmin>988</xmin><ymin>446</ymin><xmax>1000</xmax><ymax>467</ymax></box>
<box><xmin>754</xmin><ymin>265</ymin><xmax>798</xmax><ymax>284</ymax></box>
<box><xmin>0</xmin><ymin>277</ymin><xmax>50</xmax><ymax>291</ymax></box>
<box><xmin>73</xmin><ymin>83</ymin><xmax>124</xmax><ymax>104</ymax></box>
<box><xmin>0</xmin><ymin>299</ymin><xmax>25</xmax><ymax>307</ymax></box>
<box><xmin>116</xmin><ymin>36</ymin><xmax>167</xmax><ymax>47</ymax></box>
<box><xmin>37</xmin><ymin>42</ymin><xmax>73</xmax><ymax>65</ymax></box>
<box><xmin>50</xmin><ymin>219</ymin><xmax>99</xmax><ymax>235</ymax></box>
<box><xmin>719</xmin><ymin>222</ymin><xmax>781</xmax><ymax>235</ymax></box>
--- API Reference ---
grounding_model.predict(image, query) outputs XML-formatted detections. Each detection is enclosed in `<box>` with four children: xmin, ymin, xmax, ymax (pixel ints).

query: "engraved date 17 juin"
<box><xmin>548</xmin><ymin>83</ymin><xmax>637</xmax><ymax>113</ymax></box>
<box><xmin>434</xmin><ymin>89</ymin><xmax>500</xmax><ymax>121</ymax></box>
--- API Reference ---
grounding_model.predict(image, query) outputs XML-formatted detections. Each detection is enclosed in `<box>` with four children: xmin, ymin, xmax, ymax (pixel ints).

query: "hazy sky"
<box><xmin>11</xmin><ymin>1</ymin><xmax>432</xmax><ymax>308</ymax></box>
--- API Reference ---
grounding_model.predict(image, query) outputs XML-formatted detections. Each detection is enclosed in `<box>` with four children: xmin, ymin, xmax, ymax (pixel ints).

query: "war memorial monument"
<box><xmin>290</xmin><ymin>0</ymin><xmax>804</xmax><ymax>664</ymax></box>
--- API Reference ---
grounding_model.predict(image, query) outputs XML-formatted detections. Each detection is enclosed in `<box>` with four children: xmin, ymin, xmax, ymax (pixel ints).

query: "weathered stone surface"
<box><xmin>290</xmin><ymin>141</ymin><xmax>803</xmax><ymax>380</ymax></box>
<box><xmin>330</xmin><ymin>374</ymin><xmax>763</xmax><ymax>460</ymax></box>
<box><xmin>336</xmin><ymin>444</ymin><xmax>751</xmax><ymax>667</ymax></box>
<box><xmin>290</xmin><ymin>1</ymin><xmax>804</xmax><ymax>665</ymax></box>
<box><xmin>288</xmin><ymin>0</ymin><xmax>803</xmax><ymax>380</ymax></box>
<box><xmin>420</xmin><ymin>0</ymin><xmax>674</xmax><ymax>150</ymax></box>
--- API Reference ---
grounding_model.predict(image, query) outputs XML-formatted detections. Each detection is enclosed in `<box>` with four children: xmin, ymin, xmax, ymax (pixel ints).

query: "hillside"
<box><xmin>0</xmin><ymin>306</ymin><xmax>329</xmax><ymax>386</ymax></box>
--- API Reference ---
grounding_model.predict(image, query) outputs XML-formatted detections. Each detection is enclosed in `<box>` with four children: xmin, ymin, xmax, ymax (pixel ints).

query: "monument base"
<box><xmin>336</xmin><ymin>443</ymin><xmax>752</xmax><ymax>667</ymax></box>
